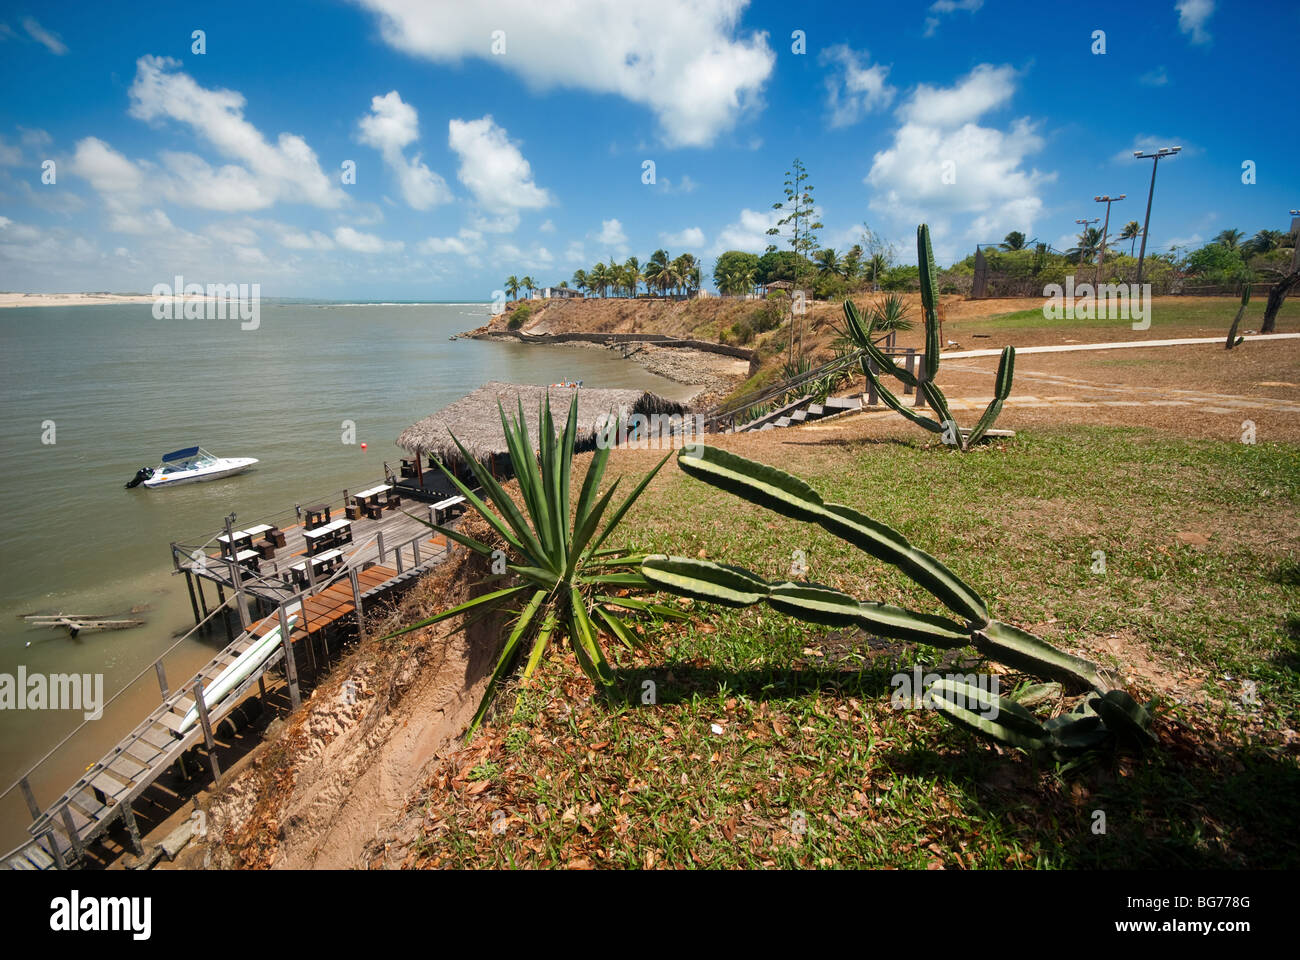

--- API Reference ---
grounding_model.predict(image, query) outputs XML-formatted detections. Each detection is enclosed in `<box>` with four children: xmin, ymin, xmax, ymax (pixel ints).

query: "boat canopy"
<box><xmin>162</xmin><ymin>446</ymin><xmax>201</xmax><ymax>462</ymax></box>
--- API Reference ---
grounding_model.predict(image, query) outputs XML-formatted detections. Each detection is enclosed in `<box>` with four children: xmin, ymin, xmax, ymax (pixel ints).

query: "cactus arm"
<box><xmin>973</xmin><ymin>619</ymin><xmax>1108</xmax><ymax>692</ymax></box>
<box><xmin>864</xmin><ymin>361</ymin><xmax>944</xmax><ymax>433</ymax></box>
<box><xmin>918</xmin><ymin>224</ymin><xmax>942</xmax><ymax>380</ymax></box>
<box><xmin>964</xmin><ymin>346</ymin><xmax>1016</xmax><ymax>447</ymax></box>
<box><xmin>929</xmin><ymin>679</ymin><xmax>1051</xmax><ymax>752</ymax></box>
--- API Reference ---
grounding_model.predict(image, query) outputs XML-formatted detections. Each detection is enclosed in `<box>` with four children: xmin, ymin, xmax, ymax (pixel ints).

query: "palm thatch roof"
<box><xmin>396</xmin><ymin>381</ymin><xmax>688</xmax><ymax>467</ymax></box>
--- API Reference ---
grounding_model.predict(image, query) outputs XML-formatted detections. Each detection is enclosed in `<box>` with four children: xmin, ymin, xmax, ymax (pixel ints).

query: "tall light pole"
<box><xmin>1074</xmin><ymin>217</ymin><xmax>1100</xmax><ymax>267</ymax></box>
<box><xmin>1133</xmin><ymin>145</ymin><xmax>1181</xmax><ymax>285</ymax></box>
<box><xmin>1094</xmin><ymin>194</ymin><xmax>1125</xmax><ymax>284</ymax></box>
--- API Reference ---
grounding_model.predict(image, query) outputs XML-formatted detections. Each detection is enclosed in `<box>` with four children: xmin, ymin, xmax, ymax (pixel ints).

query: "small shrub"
<box><xmin>507</xmin><ymin>304</ymin><xmax>531</xmax><ymax>330</ymax></box>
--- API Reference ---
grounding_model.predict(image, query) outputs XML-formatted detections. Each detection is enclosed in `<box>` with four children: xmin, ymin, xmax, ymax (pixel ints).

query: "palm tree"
<box><xmin>645</xmin><ymin>249</ymin><xmax>670</xmax><ymax>295</ymax></box>
<box><xmin>670</xmin><ymin>254</ymin><xmax>696</xmax><ymax>297</ymax></box>
<box><xmin>624</xmin><ymin>256</ymin><xmax>642</xmax><ymax>298</ymax></box>
<box><xmin>504</xmin><ymin>275</ymin><xmax>520</xmax><ymax>300</ymax></box>
<box><xmin>842</xmin><ymin>244</ymin><xmax>863</xmax><ymax>282</ymax></box>
<box><xmin>1119</xmin><ymin>220</ymin><xmax>1142</xmax><ymax>256</ymax></box>
<box><xmin>1000</xmin><ymin>231</ymin><xmax>1027</xmax><ymax>251</ymax></box>
<box><xmin>719</xmin><ymin>267</ymin><xmax>755</xmax><ymax>297</ymax></box>
<box><xmin>867</xmin><ymin>252</ymin><xmax>888</xmax><ymax>289</ymax></box>
<box><xmin>1215</xmin><ymin>228</ymin><xmax>1244</xmax><ymax>250</ymax></box>
<box><xmin>1069</xmin><ymin>227</ymin><xmax>1103</xmax><ymax>262</ymax></box>
<box><xmin>815</xmin><ymin>247</ymin><xmax>843</xmax><ymax>278</ymax></box>
<box><xmin>571</xmin><ymin>268</ymin><xmax>588</xmax><ymax>295</ymax></box>
<box><xmin>1242</xmin><ymin>229</ymin><xmax>1287</xmax><ymax>256</ymax></box>
<box><xmin>520</xmin><ymin>276</ymin><xmax>536</xmax><ymax>298</ymax></box>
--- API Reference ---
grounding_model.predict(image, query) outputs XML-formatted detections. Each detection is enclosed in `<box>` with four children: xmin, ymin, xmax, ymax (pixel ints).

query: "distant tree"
<box><xmin>766</xmin><ymin>158</ymin><xmax>823</xmax><ymax>360</ymax></box>
<box><xmin>588</xmin><ymin>262</ymin><xmax>610</xmax><ymax>298</ymax></box>
<box><xmin>1183</xmin><ymin>243</ymin><xmax>1247</xmax><ymax>284</ymax></box>
<box><xmin>520</xmin><ymin>276</ymin><xmax>536</xmax><ymax>297</ymax></box>
<box><xmin>505</xmin><ymin>275</ymin><xmax>520</xmax><ymax>299</ymax></box>
<box><xmin>624</xmin><ymin>256</ymin><xmax>642</xmax><ymax>298</ymax></box>
<box><xmin>1214</xmin><ymin>228</ymin><xmax>1245</xmax><ymax>250</ymax></box>
<box><xmin>1119</xmin><ymin>220</ymin><xmax>1143</xmax><ymax>256</ymax></box>
<box><xmin>645</xmin><ymin>249</ymin><xmax>671</xmax><ymax>295</ymax></box>
<box><xmin>1000</xmin><ymin>231</ymin><xmax>1027</xmax><ymax>251</ymax></box>
<box><xmin>1068</xmin><ymin>227</ymin><xmax>1103</xmax><ymax>262</ymax></box>
<box><xmin>842</xmin><ymin>244</ymin><xmax>864</xmax><ymax>282</ymax></box>
<box><xmin>755</xmin><ymin>249</ymin><xmax>800</xmax><ymax>286</ymax></box>
<box><xmin>571</xmin><ymin>268</ymin><xmax>588</xmax><ymax>295</ymax></box>
<box><xmin>814</xmin><ymin>247</ymin><xmax>844</xmax><ymax>280</ymax></box>
<box><xmin>713</xmin><ymin>250</ymin><xmax>760</xmax><ymax>292</ymax></box>
<box><xmin>1243</xmin><ymin>229</ymin><xmax>1287</xmax><ymax>256</ymax></box>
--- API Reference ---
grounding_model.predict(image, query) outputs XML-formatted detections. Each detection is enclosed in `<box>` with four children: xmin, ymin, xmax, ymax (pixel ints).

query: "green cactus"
<box><xmin>641</xmin><ymin>445</ymin><xmax>1154</xmax><ymax>757</ymax></box>
<box><xmin>1225</xmin><ymin>279</ymin><xmax>1251</xmax><ymax>349</ymax></box>
<box><xmin>845</xmin><ymin>223</ymin><xmax>1016</xmax><ymax>449</ymax></box>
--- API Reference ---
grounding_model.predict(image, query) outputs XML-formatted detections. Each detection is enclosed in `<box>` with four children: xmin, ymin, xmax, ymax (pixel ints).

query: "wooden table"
<box><xmin>303</xmin><ymin>504</ymin><xmax>331</xmax><ymax>529</ymax></box>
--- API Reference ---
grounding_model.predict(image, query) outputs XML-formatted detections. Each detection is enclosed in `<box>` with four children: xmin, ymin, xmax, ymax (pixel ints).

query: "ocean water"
<box><xmin>0</xmin><ymin>301</ymin><xmax>692</xmax><ymax>846</ymax></box>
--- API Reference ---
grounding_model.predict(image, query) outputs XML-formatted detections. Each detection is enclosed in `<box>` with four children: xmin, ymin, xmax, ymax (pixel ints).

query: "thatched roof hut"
<box><xmin>396</xmin><ymin>381</ymin><xmax>687</xmax><ymax>473</ymax></box>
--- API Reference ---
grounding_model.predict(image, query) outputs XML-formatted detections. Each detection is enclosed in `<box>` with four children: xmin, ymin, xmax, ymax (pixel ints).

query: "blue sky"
<box><xmin>1</xmin><ymin>0</ymin><xmax>1296</xmax><ymax>299</ymax></box>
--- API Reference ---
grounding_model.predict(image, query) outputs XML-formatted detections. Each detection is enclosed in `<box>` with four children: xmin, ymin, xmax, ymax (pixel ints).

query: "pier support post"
<box><xmin>350</xmin><ymin>568</ymin><xmax>365</xmax><ymax>640</ymax></box>
<box><xmin>154</xmin><ymin>661</ymin><xmax>169</xmax><ymax>701</ymax></box>
<box><xmin>184</xmin><ymin>570</ymin><xmax>201</xmax><ymax>624</ymax></box>
<box><xmin>193</xmin><ymin>683</ymin><xmax>222</xmax><ymax>782</ymax></box>
<box><xmin>196</xmin><ymin>575</ymin><xmax>209</xmax><ymax>618</ymax></box>
<box><xmin>120</xmin><ymin>802</ymin><xmax>144</xmax><ymax>856</ymax></box>
<box><xmin>377</xmin><ymin>531</ymin><xmax>385</xmax><ymax>564</ymax></box>
<box><xmin>224</xmin><ymin>517</ymin><xmax>252</xmax><ymax>631</ymax></box>
<box><xmin>413</xmin><ymin>538</ymin><xmax>420</xmax><ymax>565</ymax></box>
<box><xmin>277</xmin><ymin>603</ymin><xmax>302</xmax><ymax>711</ymax></box>
<box><xmin>60</xmin><ymin>806</ymin><xmax>85</xmax><ymax>862</ymax></box>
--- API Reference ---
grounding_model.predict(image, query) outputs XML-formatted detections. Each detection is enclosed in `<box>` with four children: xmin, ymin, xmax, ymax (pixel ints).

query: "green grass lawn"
<box><xmin>962</xmin><ymin>297</ymin><xmax>1299</xmax><ymax>338</ymax></box>
<box><xmin>404</xmin><ymin>425</ymin><xmax>1300</xmax><ymax>869</ymax></box>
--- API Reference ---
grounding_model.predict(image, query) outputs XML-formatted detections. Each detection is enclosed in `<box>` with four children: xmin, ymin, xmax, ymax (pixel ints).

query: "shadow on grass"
<box><xmin>603</xmin><ymin>660</ymin><xmax>1300</xmax><ymax>868</ymax></box>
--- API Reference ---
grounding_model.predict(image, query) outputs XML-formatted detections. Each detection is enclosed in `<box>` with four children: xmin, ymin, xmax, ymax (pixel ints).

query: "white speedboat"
<box><xmin>125</xmin><ymin>446</ymin><xmax>258</xmax><ymax>489</ymax></box>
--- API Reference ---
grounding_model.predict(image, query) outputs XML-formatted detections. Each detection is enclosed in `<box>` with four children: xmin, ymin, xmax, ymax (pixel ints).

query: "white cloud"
<box><xmin>355</xmin><ymin>0</ymin><xmax>774</xmax><ymax>148</ymax></box>
<box><xmin>1176</xmin><ymin>0</ymin><xmax>1214</xmax><ymax>44</ymax></box>
<box><xmin>902</xmin><ymin>63</ymin><xmax>1016</xmax><ymax>128</ymax></box>
<box><xmin>538</xmin><ymin>219</ymin><xmax>556</xmax><ymax>233</ymax></box>
<box><xmin>448</xmin><ymin>116</ymin><xmax>551</xmax><ymax>225</ymax></box>
<box><xmin>128</xmin><ymin>55</ymin><xmax>342</xmax><ymax>208</ymax></box>
<box><xmin>418</xmin><ymin>229</ymin><xmax>483</xmax><ymax>256</ymax></box>
<box><xmin>564</xmin><ymin>241</ymin><xmax>586</xmax><ymax>264</ymax></box>
<box><xmin>333</xmin><ymin>226</ymin><xmax>403</xmax><ymax>253</ymax></box>
<box><xmin>1139</xmin><ymin>66</ymin><xmax>1170</xmax><ymax>86</ymax></box>
<box><xmin>357</xmin><ymin>91</ymin><xmax>452</xmax><ymax>210</ymax></box>
<box><xmin>923</xmin><ymin>0</ymin><xmax>983</xmax><ymax>37</ymax></box>
<box><xmin>158</xmin><ymin>152</ymin><xmax>278</xmax><ymax>211</ymax></box>
<box><xmin>712</xmin><ymin>207</ymin><xmax>781</xmax><ymax>254</ymax></box>
<box><xmin>866</xmin><ymin>64</ymin><xmax>1053</xmax><ymax>258</ymax></box>
<box><xmin>69</xmin><ymin>137</ymin><xmax>145</xmax><ymax>201</ymax></box>
<box><xmin>660</xmin><ymin>175</ymin><xmax>698</xmax><ymax>194</ymax></box>
<box><xmin>596</xmin><ymin>218</ymin><xmax>627</xmax><ymax>248</ymax></box>
<box><xmin>22</xmin><ymin>16</ymin><xmax>66</xmax><ymax>55</ymax></box>
<box><xmin>0</xmin><ymin>136</ymin><xmax>23</xmax><ymax>166</ymax></box>
<box><xmin>661</xmin><ymin>226</ymin><xmax>705</xmax><ymax>248</ymax></box>
<box><xmin>495</xmin><ymin>243</ymin><xmax>554</xmax><ymax>271</ymax></box>
<box><xmin>819</xmin><ymin>46</ymin><xmax>894</xmax><ymax>128</ymax></box>
<box><xmin>279</xmin><ymin>228</ymin><xmax>335</xmax><ymax>251</ymax></box>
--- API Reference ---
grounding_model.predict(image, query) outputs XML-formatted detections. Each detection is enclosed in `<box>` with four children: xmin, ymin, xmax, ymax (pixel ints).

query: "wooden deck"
<box><xmin>2</xmin><ymin>496</ymin><xmax>457</xmax><ymax>870</ymax></box>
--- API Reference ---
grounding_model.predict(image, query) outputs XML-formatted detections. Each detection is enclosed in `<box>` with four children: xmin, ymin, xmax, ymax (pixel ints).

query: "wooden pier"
<box><xmin>1</xmin><ymin>477</ymin><xmax>463</xmax><ymax>870</ymax></box>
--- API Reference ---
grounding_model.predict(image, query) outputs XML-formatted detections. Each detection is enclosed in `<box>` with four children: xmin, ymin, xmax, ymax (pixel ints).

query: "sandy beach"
<box><xmin>0</xmin><ymin>292</ymin><xmax>216</xmax><ymax>309</ymax></box>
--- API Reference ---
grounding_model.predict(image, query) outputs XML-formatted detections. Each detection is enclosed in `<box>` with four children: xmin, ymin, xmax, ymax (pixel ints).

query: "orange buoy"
<box><xmin>360</xmin><ymin>443</ymin><xmax>367</xmax><ymax>450</ymax></box>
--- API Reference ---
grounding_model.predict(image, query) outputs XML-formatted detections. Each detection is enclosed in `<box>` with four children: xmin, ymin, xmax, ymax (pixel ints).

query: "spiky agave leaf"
<box><xmin>385</xmin><ymin>391</ymin><xmax>674</xmax><ymax>740</ymax></box>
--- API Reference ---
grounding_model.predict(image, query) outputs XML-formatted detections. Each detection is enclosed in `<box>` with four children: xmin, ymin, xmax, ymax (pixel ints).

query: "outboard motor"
<box><xmin>125</xmin><ymin>467</ymin><xmax>154</xmax><ymax>489</ymax></box>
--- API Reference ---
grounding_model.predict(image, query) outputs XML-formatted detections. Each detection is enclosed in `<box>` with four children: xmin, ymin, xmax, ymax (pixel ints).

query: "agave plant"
<box><xmin>640</xmin><ymin>445</ymin><xmax>1155</xmax><ymax>756</ymax></box>
<box><xmin>843</xmin><ymin>223</ymin><xmax>1015</xmax><ymax>450</ymax></box>
<box><xmin>384</xmin><ymin>394</ymin><xmax>685</xmax><ymax>737</ymax></box>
